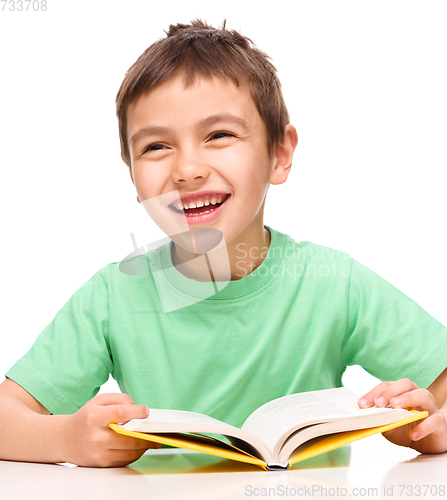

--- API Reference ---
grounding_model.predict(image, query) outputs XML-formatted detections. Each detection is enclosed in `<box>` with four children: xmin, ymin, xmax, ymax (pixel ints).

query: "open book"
<box><xmin>109</xmin><ymin>387</ymin><xmax>427</xmax><ymax>471</ymax></box>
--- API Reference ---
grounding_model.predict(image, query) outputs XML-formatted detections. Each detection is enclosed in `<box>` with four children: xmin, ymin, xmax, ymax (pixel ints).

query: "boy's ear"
<box><xmin>269</xmin><ymin>124</ymin><xmax>298</xmax><ymax>185</ymax></box>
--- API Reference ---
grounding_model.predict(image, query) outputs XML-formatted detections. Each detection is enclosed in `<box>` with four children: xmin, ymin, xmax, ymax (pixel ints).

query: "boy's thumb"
<box><xmin>106</xmin><ymin>403</ymin><xmax>150</xmax><ymax>425</ymax></box>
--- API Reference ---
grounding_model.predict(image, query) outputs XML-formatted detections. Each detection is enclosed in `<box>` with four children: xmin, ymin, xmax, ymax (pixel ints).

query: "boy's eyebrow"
<box><xmin>196</xmin><ymin>113</ymin><xmax>250</xmax><ymax>132</ymax></box>
<box><xmin>129</xmin><ymin>113</ymin><xmax>249</xmax><ymax>145</ymax></box>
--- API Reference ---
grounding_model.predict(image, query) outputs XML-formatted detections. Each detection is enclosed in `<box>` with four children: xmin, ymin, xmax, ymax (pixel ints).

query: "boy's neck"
<box><xmin>171</xmin><ymin>223</ymin><xmax>271</xmax><ymax>282</ymax></box>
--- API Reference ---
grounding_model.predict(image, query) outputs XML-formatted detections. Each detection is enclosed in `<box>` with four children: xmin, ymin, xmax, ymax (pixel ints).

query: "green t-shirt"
<box><xmin>6</xmin><ymin>226</ymin><xmax>447</xmax><ymax>428</ymax></box>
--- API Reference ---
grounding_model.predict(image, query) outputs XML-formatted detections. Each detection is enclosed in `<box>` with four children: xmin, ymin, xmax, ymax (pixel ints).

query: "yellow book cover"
<box><xmin>109</xmin><ymin>387</ymin><xmax>427</xmax><ymax>471</ymax></box>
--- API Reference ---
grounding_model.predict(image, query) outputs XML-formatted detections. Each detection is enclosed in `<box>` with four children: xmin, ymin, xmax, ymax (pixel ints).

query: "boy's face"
<box><xmin>126</xmin><ymin>74</ymin><xmax>293</xmax><ymax>250</ymax></box>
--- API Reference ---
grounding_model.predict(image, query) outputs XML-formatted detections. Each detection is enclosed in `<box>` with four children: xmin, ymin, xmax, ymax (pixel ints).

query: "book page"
<box><xmin>242</xmin><ymin>387</ymin><xmax>394</xmax><ymax>452</ymax></box>
<box><xmin>119</xmin><ymin>408</ymin><xmax>275</xmax><ymax>462</ymax></box>
<box><xmin>120</xmin><ymin>409</ymin><xmax>235</xmax><ymax>431</ymax></box>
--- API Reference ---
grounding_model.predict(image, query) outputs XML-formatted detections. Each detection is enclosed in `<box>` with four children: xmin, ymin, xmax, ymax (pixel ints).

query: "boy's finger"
<box><xmin>109</xmin><ymin>434</ymin><xmax>162</xmax><ymax>451</ymax></box>
<box><xmin>375</xmin><ymin>379</ymin><xmax>420</xmax><ymax>407</ymax></box>
<box><xmin>100</xmin><ymin>403</ymin><xmax>150</xmax><ymax>425</ymax></box>
<box><xmin>389</xmin><ymin>388</ymin><xmax>438</xmax><ymax>414</ymax></box>
<box><xmin>358</xmin><ymin>381</ymin><xmax>392</xmax><ymax>407</ymax></box>
<box><xmin>358</xmin><ymin>379</ymin><xmax>420</xmax><ymax>408</ymax></box>
<box><xmin>407</xmin><ymin>413</ymin><xmax>446</xmax><ymax>441</ymax></box>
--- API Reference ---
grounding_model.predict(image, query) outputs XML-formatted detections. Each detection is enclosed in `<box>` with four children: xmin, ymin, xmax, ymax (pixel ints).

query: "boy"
<box><xmin>0</xmin><ymin>19</ymin><xmax>446</xmax><ymax>468</ymax></box>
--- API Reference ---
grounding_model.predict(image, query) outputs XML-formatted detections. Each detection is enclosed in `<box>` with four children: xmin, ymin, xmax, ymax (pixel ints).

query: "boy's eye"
<box><xmin>141</xmin><ymin>132</ymin><xmax>234</xmax><ymax>154</ymax></box>
<box><xmin>210</xmin><ymin>132</ymin><xmax>234</xmax><ymax>140</ymax></box>
<box><xmin>142</xmin><ymin>143</ymin><xmax>166</xmax><ymax>154</ymax></box>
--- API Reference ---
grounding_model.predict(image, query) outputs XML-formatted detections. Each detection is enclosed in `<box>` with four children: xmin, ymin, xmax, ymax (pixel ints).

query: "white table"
<box><xmin>1</xmin><ymin>434</ymin><xmax>446</xmax><ymax>499</ymax></box>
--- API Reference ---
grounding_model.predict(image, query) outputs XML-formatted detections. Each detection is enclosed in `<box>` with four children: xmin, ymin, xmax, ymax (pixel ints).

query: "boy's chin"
<box><xmin>171</xmin><ymin>227</ymin><xmax>225</xmax><ymax>255</ymax></box>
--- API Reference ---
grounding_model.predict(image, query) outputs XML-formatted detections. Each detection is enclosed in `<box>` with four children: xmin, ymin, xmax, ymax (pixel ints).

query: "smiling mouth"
<box><xmin>170</xmin><ymin>194</ymin><xmax>231</xmax><ymax>216</ymax></box>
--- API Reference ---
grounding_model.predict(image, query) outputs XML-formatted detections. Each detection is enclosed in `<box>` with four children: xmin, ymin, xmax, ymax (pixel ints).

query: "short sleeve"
<box><xmin>5</xmin><ymin>270</ymin><xmax>113</xmax><ymax>415</ymax></box>
<box><xmin>342</xmin><ymin>258</ymin><xmax>447</xmax><ymax>388</ymax></box>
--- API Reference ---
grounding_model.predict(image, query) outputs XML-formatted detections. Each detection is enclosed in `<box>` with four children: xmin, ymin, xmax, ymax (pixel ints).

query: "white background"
<box><xmin>0</xmin><ymin>1</ymin><xmax>446</xmax><ymax>397</ymax></box>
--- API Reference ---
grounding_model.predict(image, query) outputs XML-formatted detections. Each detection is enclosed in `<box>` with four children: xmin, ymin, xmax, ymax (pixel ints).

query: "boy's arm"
<box><xmin>0</xmin><ymin>378</ymin><xmax>161</xmax><ymax>467</ymax></box>
<box><xmin>0</xmin><ymin>378</ymin><xmax>68</xmax><ymax>463</ymax></box>
<box><xmin>358</xmin><ymin>368</ymin><xmax>447</xmax><ymax>454</ymax></box>
<box><xmin>0</xmin><ymin>378</ymin><xmax>52</xmax><ymax>415</ymax></box>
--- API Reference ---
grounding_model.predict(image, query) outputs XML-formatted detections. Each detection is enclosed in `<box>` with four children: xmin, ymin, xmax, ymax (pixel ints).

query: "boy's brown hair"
<box><xmin>116</xmin><ymin>19</ymin><xmax>290</xmax><ymax>167</ymax></box>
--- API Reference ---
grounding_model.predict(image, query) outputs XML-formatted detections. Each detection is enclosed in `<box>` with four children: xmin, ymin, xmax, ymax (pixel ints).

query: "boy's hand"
<box><xmin>63</xmin><ymin>392</ymin><xmax>161</xmax><ymax>467</ymax></box>
<box><xmin>358</xmin><ymin>379</ymin><xmax>447</xmax><ymax>454</ymax></box>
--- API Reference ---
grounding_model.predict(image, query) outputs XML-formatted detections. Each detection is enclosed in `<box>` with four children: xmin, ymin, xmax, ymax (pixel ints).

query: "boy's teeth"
<box><xmin>188</xmin><ymin>209</ymin><xmax>214</xmax><ymax>215</ymax></box>
<box><xmin>174</xmin><ymin>193</ymin><xmax>229</xmax><ymax>212</ymax></box>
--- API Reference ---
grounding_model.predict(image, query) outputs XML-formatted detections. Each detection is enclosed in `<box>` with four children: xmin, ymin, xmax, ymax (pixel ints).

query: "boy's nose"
<box><xmin>171</xmin><ymin>150</ymin><xmax>211</xmax><ymax>184</ymax></box>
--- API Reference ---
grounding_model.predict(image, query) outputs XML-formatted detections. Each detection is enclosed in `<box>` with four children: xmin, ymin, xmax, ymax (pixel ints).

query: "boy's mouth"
<box><xmin>169</xmin><ymin>194</ymin><xmax>231</xmax><ymax>217</ymax></box>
